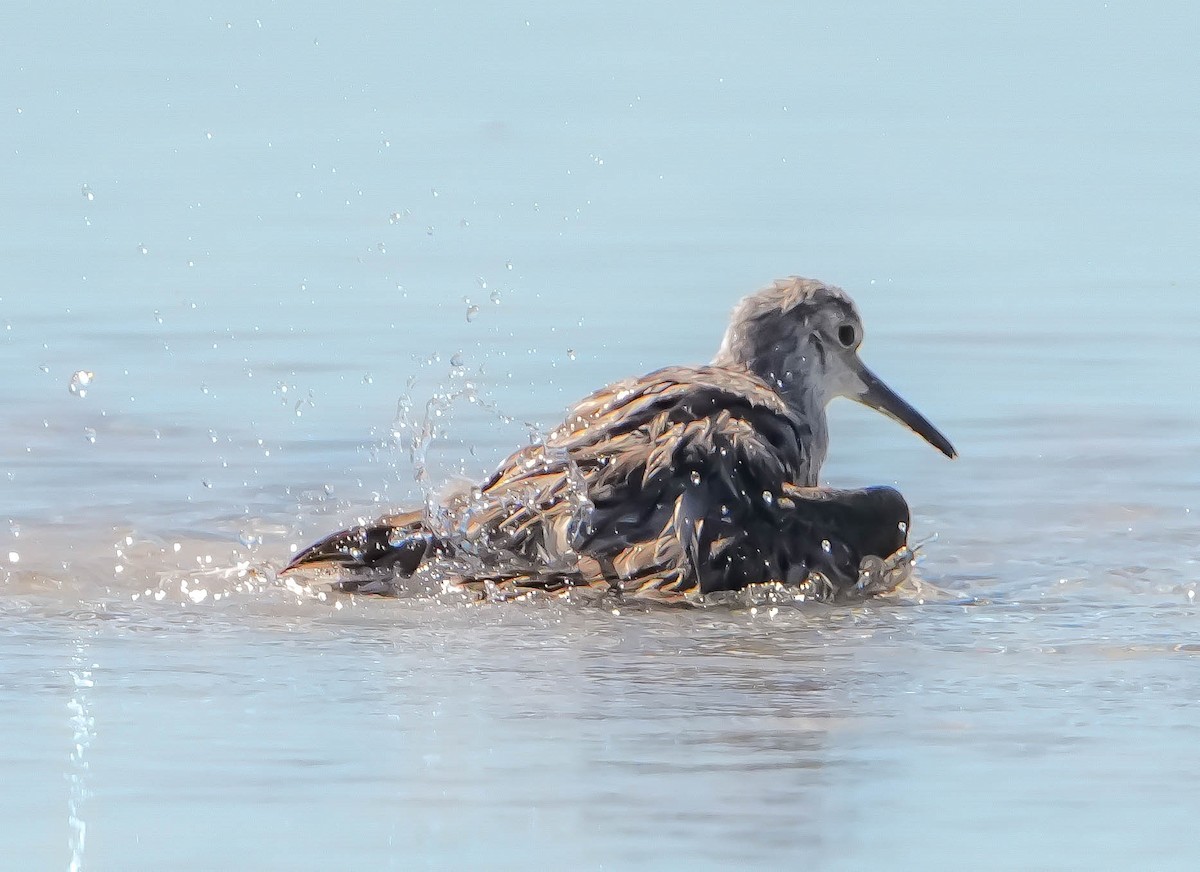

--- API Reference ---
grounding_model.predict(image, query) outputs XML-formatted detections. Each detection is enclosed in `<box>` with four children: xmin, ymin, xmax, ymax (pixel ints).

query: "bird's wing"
<box><xmin>284</xmin><ymin>365</ymin><xmax>833</xmax><ymax>600</ymax></box>
<box><xmin>457</xmin><ymin>366</ymin><xmax>816</xmax><ymax>594</ymax></box>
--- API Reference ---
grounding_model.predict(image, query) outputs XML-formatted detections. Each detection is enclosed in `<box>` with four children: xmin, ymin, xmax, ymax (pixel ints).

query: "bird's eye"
<box><xmin>837</xmin><ymin>324</ymin><xmax>857</xmax><ymax>347</ymax></box>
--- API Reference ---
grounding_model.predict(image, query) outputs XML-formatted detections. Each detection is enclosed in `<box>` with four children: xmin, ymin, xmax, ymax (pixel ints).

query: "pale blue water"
<box><xmin>3</xmin><ymin>2</ymin><xmax>1199</xmax><ymax>869</ymax></box>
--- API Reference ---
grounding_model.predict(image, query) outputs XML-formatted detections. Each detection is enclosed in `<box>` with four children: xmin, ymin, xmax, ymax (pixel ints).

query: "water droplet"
<box><xmin>137</xmin><ymin>243</ymin><xmax>148</xmax><ymax>255</ymax></box>
<box><xmin>362</xmin><ymin>373</ymin><xmax>373</xmax><ymax>385</ymax></box>
<box><xmin>505</xmin><ymin>260</ymin><xmax>513</xmax><ymax>271</ymax></box>
<box><xmin>821</xmin><ymin>539</ymin><xmax>832</xmax><ymax>553</ymax></box>
<box><xmin>237</xmin><ymin>531</ymin><xmax>262</xmax><ymax>548</ymax></box>
<box><xmin>7</xmin><ymin>551</ymin><xmax>18</xmax><ymax>563</ymax></box>
<box><xmin>898</xmin><ymin>521</ymin><xmax>908</xmax><ymax>534</ymax></box>
<box><xmin>489</xmin><ymin>290</ymin><xmax>501</xmax><ymax>304</ymax></box>
<box><xmin>450</xmin><ymin>352</ymin><xmax>465</xmax><ymax>367</ymax></box>
<box><xmin>68</xmin><ymin>370</ymin><xmax>93</xmax><ymax>397</ymax></box>
<box><xmin>566</xmin><ymin>349</ymin><xmax>576</xmax><ymax>361</ymax></box>
<box><xmin>466</xmin><ymin>304</ymin><xmax>480</xmax><ymax>322</ymax></box>
<box><xmin>38</xmin><ymin>364</ymin><xmax>49</xmax><ymax>374</ymax></box>
<box><xmin>376</xmin><ymin>242</ymin><xmax>386</xmax><ymax>254</ymax></box>
<box><xmin>81</xmin><ymin>184</ymin><xmax>94</xmax><ymax>201</ymax></box>
<box><xmin>762</xmin><ymin>490</ymin><xmax>774</xmax><ymax>505</ymax></box>
<box><xmin>202</xmin><ymin>479</ymin><xmax>212</xmax><ymax>489</ymax></box>
<box><xmin>690</xmin><ymin>471</ymin><xmax>701</xmax><ymax>485</ymax></box>
<box><xmin>430</xmin><ymin>188</ymin><xmax>439</xmax><ymax>198</ymax></box>
<box><xmin>153</xmin><ymin>310</ymin><xmax>163</xmax><ymax>324</ymax></box>
<box><xmin>83</xmin><ymin>427</ymin><xmax>96</xmax><ymax>444</ymax></box>
<box><xmin>389</xmin><ymin>211</ymin><xmax>402</xmax><ymax>224</ymax></box>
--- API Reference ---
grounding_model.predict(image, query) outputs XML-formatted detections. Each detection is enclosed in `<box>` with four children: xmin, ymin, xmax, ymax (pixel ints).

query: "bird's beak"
<box><xmin>848</xmin><ymin>357</ymin><xmax>957</xmax><ymax>459</ymax></box>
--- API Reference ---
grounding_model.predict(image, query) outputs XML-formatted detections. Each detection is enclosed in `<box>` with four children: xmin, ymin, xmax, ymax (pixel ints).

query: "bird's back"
<box><xmin>443</xmin><ymin>364</ymin><xmax>823</xmax><ymax>595</ymax></box>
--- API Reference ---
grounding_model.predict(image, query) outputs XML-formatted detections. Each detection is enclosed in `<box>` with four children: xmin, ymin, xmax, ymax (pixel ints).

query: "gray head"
<box><xmin>714</xmin><ymin>276</ymin><xmax>956</xmax><ymax>462</ymax></box>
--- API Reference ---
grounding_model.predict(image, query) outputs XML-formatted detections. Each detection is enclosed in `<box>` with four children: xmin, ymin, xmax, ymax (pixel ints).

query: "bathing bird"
<box><xmin>282</xmin><ymin>277</ymin><xmax>955</xmax><ymax>602</ymax></box>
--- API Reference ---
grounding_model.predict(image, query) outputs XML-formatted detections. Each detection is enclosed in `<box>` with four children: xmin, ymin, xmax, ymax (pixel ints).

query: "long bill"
<box><xmin>851</xmin><ymin>359</ymin><xmax>957</xmax><ymax>459</ymax></box>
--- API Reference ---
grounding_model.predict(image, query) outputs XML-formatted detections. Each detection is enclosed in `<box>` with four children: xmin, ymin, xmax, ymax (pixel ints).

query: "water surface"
<box><xmin>2</xmin><ymin>2</ymin><xmax>1199</xmax><ymax>869</ymax></box>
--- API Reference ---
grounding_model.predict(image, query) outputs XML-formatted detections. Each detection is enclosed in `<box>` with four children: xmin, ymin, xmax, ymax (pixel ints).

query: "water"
<box><xmin>3</xmin><ymin>1</ymin><xmax>1199</xmax><ymax>868</ymax></box>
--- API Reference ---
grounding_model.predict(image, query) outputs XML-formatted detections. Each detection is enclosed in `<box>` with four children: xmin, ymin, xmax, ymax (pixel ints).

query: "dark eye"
<box><xmin>837</xmin><ymin>324</ymin><xmax>857</xmax><ymax>347</ymax></box>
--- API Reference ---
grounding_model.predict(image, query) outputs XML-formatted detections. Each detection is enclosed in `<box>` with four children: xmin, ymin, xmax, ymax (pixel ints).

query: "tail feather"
<box><xmin>282</xmin><ymin>511</ymin><xmax>444</xmax><ymax>592</ymax></box>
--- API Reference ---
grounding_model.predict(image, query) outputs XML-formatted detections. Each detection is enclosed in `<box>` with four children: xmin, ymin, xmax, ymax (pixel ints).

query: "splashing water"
<box><xmin>68</xmin><ymin>370</ymin><xmax>94</xmax><ymax>398</ymax></box>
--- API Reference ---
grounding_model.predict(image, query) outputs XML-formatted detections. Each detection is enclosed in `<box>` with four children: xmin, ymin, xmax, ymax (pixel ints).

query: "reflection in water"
<box><xmin>67</xmin><ymin>635</ymin><xmax>94</xmax><ymax>872</ymax></box>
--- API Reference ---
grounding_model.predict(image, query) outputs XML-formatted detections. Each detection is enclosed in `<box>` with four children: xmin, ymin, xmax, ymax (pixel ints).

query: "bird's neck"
<box><xmin>791</xmin><ymin>381</ymin><xmax>829</xmax><ymax>487</ymax></box>
<box><xmin>714</xmin><ymin>343</ymin><xmax>830</xmax><ymax>486</ymax></box>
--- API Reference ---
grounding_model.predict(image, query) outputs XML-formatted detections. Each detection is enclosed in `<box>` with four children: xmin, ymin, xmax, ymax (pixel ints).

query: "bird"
<box><xmin>281</xmin><ymin>276</ymin><xmax>955</xmax><ymax>603</ymax></box>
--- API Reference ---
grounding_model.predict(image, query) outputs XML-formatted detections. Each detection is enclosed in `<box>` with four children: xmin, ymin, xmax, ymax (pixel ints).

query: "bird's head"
<box><xmin>715</xmin><ymin>276</ymin><xmax>956</xmax><ymax>459</ymax></box>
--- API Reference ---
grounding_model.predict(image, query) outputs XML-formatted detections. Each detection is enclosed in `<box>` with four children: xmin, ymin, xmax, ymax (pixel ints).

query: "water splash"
<box><xmin>68</xmin><ymin>370</ymin><xmax>93</xmax><ymax>398</ymax></box>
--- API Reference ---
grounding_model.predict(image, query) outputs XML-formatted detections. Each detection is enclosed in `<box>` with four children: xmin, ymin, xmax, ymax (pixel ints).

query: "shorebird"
<box><xmin>282</xmin><ymin>277</ymin><xmax>955</xmax><ymax>602</ymax></box>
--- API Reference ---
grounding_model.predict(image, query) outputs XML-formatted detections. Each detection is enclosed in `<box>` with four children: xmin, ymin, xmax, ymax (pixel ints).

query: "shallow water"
<box><xmin>3</xmin><ymin>2</ymin><xmax>1199</xmax><ymax>869</ymax></box>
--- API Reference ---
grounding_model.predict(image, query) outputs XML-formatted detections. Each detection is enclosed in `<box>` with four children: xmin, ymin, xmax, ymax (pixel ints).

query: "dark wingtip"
<box><xmin>282</xmin><ymin>523</ymin><xmax>436</xmax><ymax>578</ymax></box>
<box><xmin>780</xmin><ymin>484</ymin><xmax>913</xmax><ymax>584</ymax></box>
